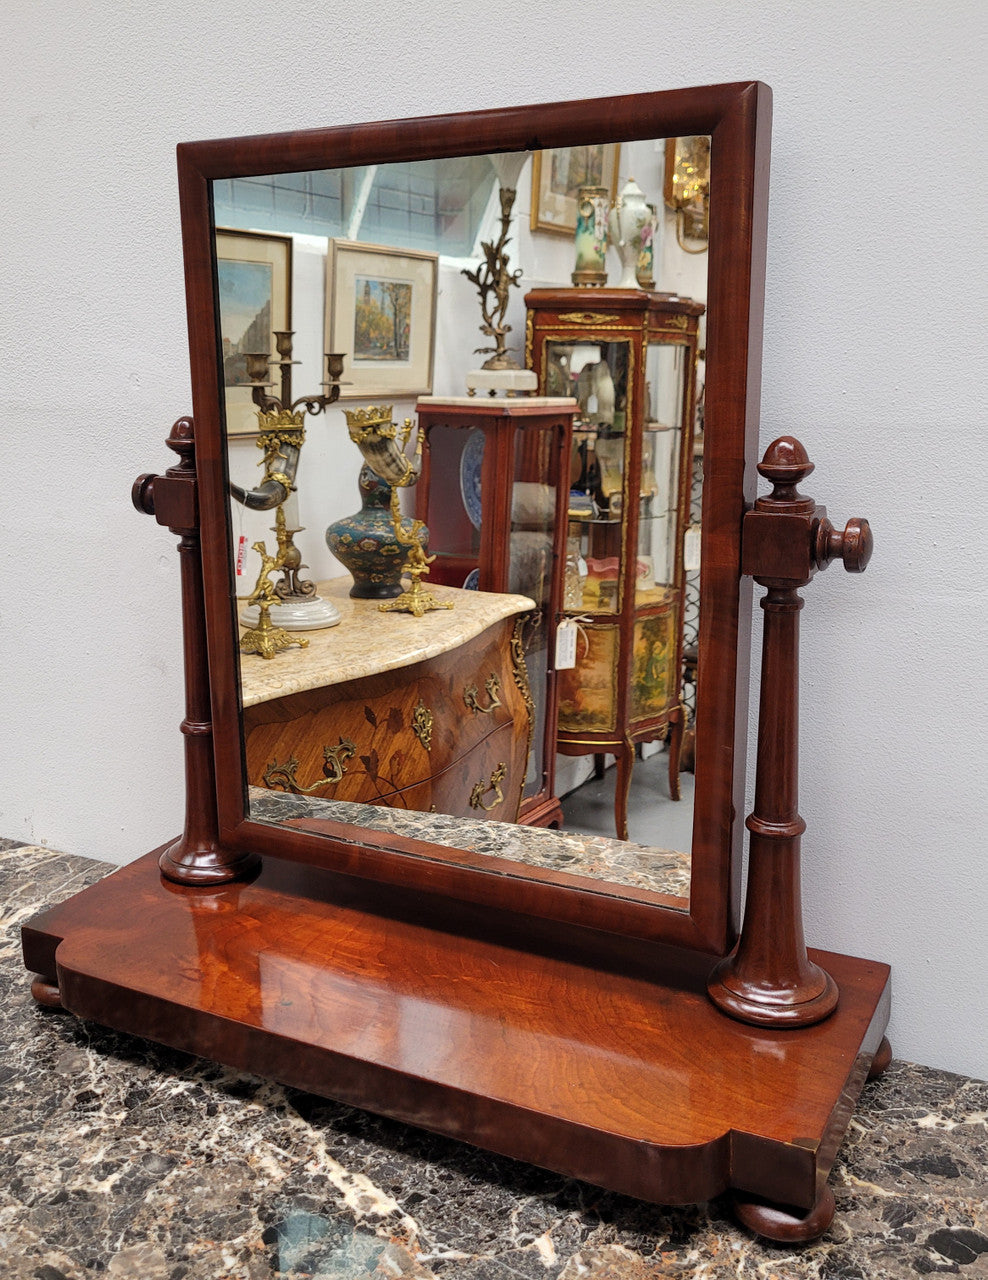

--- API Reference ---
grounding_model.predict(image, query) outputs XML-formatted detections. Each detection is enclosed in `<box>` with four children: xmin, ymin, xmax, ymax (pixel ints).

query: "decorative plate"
<box><xmin>462</xmin><ymin>568</ymin><xmax>480</xmax><ymax>590</ymax></box>
<box><xmin>459</xmin><ymin>429</ymin><xmax>485</xmax><ymax>530</ymax></box>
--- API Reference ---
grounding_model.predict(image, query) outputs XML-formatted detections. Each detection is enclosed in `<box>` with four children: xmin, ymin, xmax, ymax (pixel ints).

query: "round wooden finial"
<box><xmin>758</xmin><ymin>435</ymin><xmax>814</xmax><ymax>484</ymax></box>
<box><xmin>756</xmin><ymin>436</ymin><xmax>815</xmax><ymax>511</ymax></box>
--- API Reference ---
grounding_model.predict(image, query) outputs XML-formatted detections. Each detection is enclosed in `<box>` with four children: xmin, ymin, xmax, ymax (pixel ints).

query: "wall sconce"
<box><xmin>664</xmin><ymin>136</ymin><xmax>710</xmax><ymax>254</ymax></box>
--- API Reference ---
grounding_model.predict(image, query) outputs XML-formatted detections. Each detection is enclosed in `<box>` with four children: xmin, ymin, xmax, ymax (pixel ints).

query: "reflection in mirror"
<box><xmin>217</xmin><ymin>137</ymin><xmax>707</xmax><ymax>909</ymax></box>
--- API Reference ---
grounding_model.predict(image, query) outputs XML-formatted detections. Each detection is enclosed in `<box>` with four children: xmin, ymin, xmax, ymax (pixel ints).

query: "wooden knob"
<box><xmin>815</xmin><ymin>516</ymin><xmax>873</xmax><ymax>573</ymax></box>
<box><xmin>132</xmin><ymin>473</ymin><xmax>158</xmax><ymax>515</ymax></box>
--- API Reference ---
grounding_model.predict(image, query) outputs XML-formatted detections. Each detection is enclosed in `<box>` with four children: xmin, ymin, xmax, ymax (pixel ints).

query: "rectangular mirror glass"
<box><xmin>222</xmin><ymin>140</ymin><xmax>704</xmax><ymax>909</ymax></box>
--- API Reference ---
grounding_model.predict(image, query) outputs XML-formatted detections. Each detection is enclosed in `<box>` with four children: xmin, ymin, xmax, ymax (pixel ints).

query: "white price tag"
<box><xmin>236</xmin><ymin>534</ymin><xmax>248</xmax><ymax>576</ymax></box>
<box><xmin>684</xmin><ymin>524</ymin><xmax>702</xmax><ymax>573</ymax></box>
<box><xmin>555</xmin><ymin>618</ymin><xmax>578</xmax><ymax>670</ymax></box>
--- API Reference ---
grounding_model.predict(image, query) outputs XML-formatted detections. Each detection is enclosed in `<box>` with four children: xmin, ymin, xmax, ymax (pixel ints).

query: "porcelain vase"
<box><xmin>608</xmin><ymin>177</ymin><xmax>650</xmax><ymax>289</ymax></box>
<box><xmin>572</xmin><ymin>184</ymin><xmax>609</xmax><ymax>286</ymax></box>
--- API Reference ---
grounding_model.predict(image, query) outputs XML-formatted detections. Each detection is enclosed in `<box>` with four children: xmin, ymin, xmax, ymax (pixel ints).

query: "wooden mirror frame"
<box><xmin>178</xmin><ymin>81</ymin><xmax>771</xmax><ymax>956</ymax></box>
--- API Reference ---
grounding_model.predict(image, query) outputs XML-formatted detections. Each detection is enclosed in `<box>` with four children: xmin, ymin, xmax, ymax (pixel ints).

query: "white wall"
<box><xmin>2</xmin><ymin>0</ymin><xmax>984</xmax><ymax>1078</ymax></box>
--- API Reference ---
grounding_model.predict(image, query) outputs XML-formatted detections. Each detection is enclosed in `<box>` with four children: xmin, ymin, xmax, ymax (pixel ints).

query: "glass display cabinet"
<box><xmin>414</xmin><ymin>395</ymin><xmax>579</xmax><ymax>827</ymax></box>
<box><xmin>525</xmin><ymin>289</ymin><xmax>703</xmax><ymax>839</ymax></box>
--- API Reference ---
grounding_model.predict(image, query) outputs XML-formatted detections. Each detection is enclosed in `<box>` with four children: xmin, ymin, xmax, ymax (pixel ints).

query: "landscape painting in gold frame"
<box><xmin>215</xmin><ymin>229</ymin><xmax>292</xmax><ymax>437</ymax></box>
<box><xmin>326</xmin><ymin>239</ymin><xmax>438</xmax><ymax>398</ymax></box>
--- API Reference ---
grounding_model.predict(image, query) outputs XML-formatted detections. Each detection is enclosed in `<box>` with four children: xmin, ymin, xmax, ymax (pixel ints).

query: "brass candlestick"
<box><xmin>234</xmin><ymin>337</ymin><xmax>346</xmax><ymax>608</ymax></box>
<box><xmin>379</xmin><ymin>479</ymin><xmax>453</xmax><ymax>618</ymax></box>
<box><xmin>462</xmin><ymin>187</ymin><xmax>524</xmax><ymax>371</ymax></box>
<box><xmin>239</xmin><ymin>538</ymin><xmax>310</xmax><ymax>660</ymax></box>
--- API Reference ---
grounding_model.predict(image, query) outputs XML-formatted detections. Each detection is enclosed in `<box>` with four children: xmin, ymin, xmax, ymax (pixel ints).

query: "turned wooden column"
<box><xmin>133</xmin><ymin>418</ymin><xmax>260</xmax><ymax>885</ymax></box>
<box><xmin>707</xmin><ymin>436</ymin><xmax>872</xmax><ymax>1026</ymax></box>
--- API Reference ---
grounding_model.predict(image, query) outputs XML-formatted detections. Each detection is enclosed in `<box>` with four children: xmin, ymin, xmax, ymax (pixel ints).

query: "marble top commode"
<box><xmin>240</xmin><ymin>577</ymin><xmax>534</xmax><ymax>709</ymax></box>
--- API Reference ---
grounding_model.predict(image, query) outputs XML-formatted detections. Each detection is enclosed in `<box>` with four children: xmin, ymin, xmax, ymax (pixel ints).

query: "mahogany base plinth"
<box><xmin>22</xmin><ymin>849</ymin><xmax>890</xmax><ymax>1245</ymax></box>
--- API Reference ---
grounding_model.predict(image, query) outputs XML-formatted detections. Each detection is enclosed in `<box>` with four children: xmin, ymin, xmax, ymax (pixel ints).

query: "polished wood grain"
<box><xmin>175</xmin><ymin>82</ymin><xmax>772</xmax><ymax>956</ymax></box>
<box><xmin>23</xmin><ymin>850</ymin><xmax>889</xmax><ymax>1233</ymax></box>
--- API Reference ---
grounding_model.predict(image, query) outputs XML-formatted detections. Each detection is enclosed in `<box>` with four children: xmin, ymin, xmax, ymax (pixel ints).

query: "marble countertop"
<box><xmin>240</xmin><ymin>579</ymin><xmax>534</xmax><ymax>709</ymax></box>
<box><xmin>4</xmin><ymin>839</ymin><xmax>987</xmax><ymax>1280</ymax></box>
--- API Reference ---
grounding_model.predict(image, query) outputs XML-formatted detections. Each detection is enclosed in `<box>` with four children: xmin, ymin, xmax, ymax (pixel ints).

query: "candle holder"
<box><xmin>462</xmin><ymin>154</ymin><xmax>537</xmax><ymax>397</ymax></box>
<box><xmin>239</xmin><ymin>538</ymin><xmax>310</xmax><ymax>661</ymax></box>
<box><xmin>378</xmin><ymin>417</ymin><xmax>453</xmax><ymax>619</ymax></box>
<box><xmin>234</xmin><ymin>336</ymin><xmax>347</xmax><ymax>631</ymax></box>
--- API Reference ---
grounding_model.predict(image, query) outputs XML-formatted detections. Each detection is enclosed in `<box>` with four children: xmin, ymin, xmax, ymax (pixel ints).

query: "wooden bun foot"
<box><xmin>30</xmin><ymin>975</ymin><xmax>63</xmax><ymax>1009</ymax></box>
<box><xmin>733</xmin><ymin>1183</ymin><xmax>835</xmax><ymax>1244</ymax></box>
<box><xmin>868</xmin><ymin>1035</ymin><xmax>893</xmax><ymax>1080</ymax></box>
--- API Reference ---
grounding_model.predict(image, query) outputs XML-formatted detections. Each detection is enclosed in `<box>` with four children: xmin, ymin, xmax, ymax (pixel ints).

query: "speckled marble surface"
<box><xmin>5</xmin><ymin>840</ymin><xmax>988</xmax><ymax>1280</ymax></box>
<box><xmin>239</xmin><ymin>580</ymin><xmax>533</xmax><ymax>708</ymax></box>
<box><xmin>248</xmin><ymin>790</ymin><xmax>692</xmax><ymax>902</ymax></box>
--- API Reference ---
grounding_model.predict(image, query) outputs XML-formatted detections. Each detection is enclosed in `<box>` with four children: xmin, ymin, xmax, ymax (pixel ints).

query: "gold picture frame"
<box><xmin>215</xmin><ymin>229</ymin><xmax>292</xmax><ymax>437</ymax></box>
<box><xmin>530</xmin><ymin>144</ymin><xmax>621</xmax><ymax>236</ymax></box>
<box><xmin>326</xmin><ymin>240</ymin><xmax>438</xmax><ymax>398</ymax></box>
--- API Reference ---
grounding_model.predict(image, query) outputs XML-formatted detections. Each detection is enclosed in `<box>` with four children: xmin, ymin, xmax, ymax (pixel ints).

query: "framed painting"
<box><xmin>530</xmin><ymin>144</ymin><xmax>621</xmax><ymax>236</ymax></box>
<box><xmin>327</xmin><ymin>240</ymin><xmax>438</xmax><ymax>398</ymax></box>
<box><xmin>215</xmin><ymin>229</ymin><xmax>292</xmax><ymax>436</ymax></box>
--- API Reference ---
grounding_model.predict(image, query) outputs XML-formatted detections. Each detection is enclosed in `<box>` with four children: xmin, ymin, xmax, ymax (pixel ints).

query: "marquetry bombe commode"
<box><xmin>22</xmin><ymin>84</ymin><xmax>891</xmax><ymax>1245</ymax></box>
<box><xmin>240</xmin><ymin>578</ymin><xmax>535</xmax><ymax>820</ymax></box>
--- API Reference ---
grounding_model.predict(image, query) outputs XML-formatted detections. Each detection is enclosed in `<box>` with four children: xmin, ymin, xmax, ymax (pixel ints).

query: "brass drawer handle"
<box><xmin>412</xmin><ymin>700</ymin><xmax>434</xmax><ymax>751</ymax></box>
<box><xmin>469</xmin><ymin>762</ymin><xmax>506</xmax><ymax>812</ymax></box>
<box><xmin>464</xmin><ymin>674</ymin><xmax>502</xmax><ymax>715</ymax></box>
<box><xmin>263</xmin><ymin>738</ymin><xmax>356</xmax><ymax>793</ymax></box>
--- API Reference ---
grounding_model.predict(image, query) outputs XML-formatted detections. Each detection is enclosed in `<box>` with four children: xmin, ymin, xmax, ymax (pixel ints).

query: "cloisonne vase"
<box><xmin>326</xmin><ymin>465</ymin><xmax>428</xmax><ymax>599</ymax></box>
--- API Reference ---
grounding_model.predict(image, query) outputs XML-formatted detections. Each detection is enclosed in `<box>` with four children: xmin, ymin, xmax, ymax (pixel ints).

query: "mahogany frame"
<box><xmin>177</xmin><ymin>81</ymin><xmax>772</xmax><ymax>956</ymax></box>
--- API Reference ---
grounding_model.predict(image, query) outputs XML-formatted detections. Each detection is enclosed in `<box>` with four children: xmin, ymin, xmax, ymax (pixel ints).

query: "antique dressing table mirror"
<box><xmin>22</xmin><ymin>82</ymin><xmax>890</xmax><ymax>1244</ymax></box>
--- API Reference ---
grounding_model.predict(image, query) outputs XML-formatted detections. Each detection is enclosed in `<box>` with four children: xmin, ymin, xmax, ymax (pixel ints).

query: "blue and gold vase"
<box><xmin>326</xmin><ymin>465</ymin><xmax>428</xmax><ymax>598</ymax></box>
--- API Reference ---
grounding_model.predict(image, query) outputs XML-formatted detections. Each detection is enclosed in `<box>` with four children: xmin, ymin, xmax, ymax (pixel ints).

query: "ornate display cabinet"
<box><xmin>525</xmin><ymin>289</ymin><xmax>703</xmax><ymax>839</ymax></box>
<box><xmin>414</xmin><ymin>396</ymin><xmax>579</xmax><ymax>827</ymax></box>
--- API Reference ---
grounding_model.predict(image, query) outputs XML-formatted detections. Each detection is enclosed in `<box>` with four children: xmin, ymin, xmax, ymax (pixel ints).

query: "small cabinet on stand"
<box><xmin>414</xmin><ymin>396</ymin><xmax>578</xmax><ymax>827</ymax></box>
<box><xmin>525</xmin><ymin>289</ymin><xmax>702</xmax><ymax>840</ymax></box>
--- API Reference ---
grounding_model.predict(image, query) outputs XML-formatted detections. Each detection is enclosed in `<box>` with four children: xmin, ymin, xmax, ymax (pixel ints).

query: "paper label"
<box><xmin>555</xmin><ymin>618</ymin><xmax>578</xmax><ymax>670</ymax></box>
<box><xmin>684</xmin><ymin>524</ymin><xmax>701</xmax><ymax>573</ymax></box>
<box><xmin>236</xmin><ymin>534</ymin><xmax>248</xmax><ymax>576</ymax></box>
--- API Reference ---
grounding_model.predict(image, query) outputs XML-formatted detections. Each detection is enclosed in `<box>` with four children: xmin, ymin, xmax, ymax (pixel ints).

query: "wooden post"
<box><xmin>133</xmin><ymin>418</ymin><xmax>260</xmax><ymax>885</ymax></box>
<box><xmin>707</xmin><ymin>436</ymin><xmax>872</xmax><ymax>1026</ymax></box>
